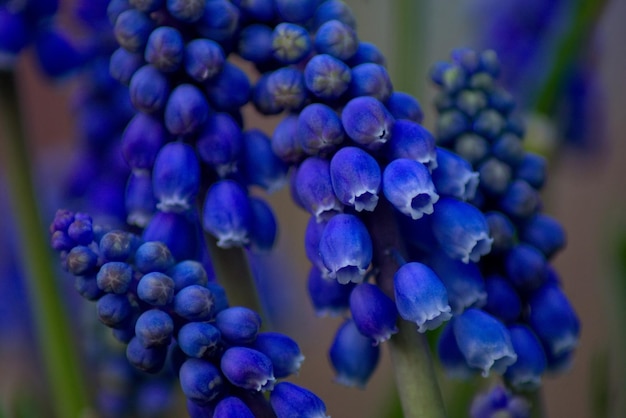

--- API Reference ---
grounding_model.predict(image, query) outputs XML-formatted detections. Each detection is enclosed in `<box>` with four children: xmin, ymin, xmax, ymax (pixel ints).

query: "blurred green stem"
<box><xmin>393</xmin><ymin>0</ymin><xmax>427</xmax><ymax>98</ymax></box>
<box><xmin>0</xmin><ymin>71</ymin><xmax>90</xmax><ymax>417</ymax></box>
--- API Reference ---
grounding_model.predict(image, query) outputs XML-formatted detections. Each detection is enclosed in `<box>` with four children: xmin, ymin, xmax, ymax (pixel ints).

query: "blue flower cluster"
<box><xmin>470</xmin><ymin>384</ymin><xmax>530</xmax><ymax>418</ymax></box>
<box><xmin>430</xmin><ymin>48</ymin><xmax>580</xmax><ymax>389</ymax></box>
<box><xmin>50</xmin><ymin>209</ymin><xmax>328</xmax><ymax>418</ymax></box>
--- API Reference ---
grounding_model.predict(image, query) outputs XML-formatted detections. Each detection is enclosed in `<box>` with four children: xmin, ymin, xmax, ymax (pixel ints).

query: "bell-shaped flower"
<box><xmin>432</xmin><ymin>148</ymin><xmax>479</xmax><ymax>201</ymax></box>
<box><xmin>270</xmin><ymin>382</ymin><xmax>329</xmax><ymax>418</ymax></box>
<box><xmin>215</xmin><ymin>307</ymin><xmax>261</xmax><ymax>345</ymax></box>
<box><xmin>452</xmin><ymin>308</ymin><xmax>517</xmax><ymax>376</ymax></box>
<box><xmin>152</xmin><ymin>142</ymin><xmax>200</xmax><ymax>213</ymax></box>
<box><xmin>349</xmin><ymin>282</ymin><xmax>398</xmax><ymax>344</ymax></box>
<box><xmin>250</xmin><ymin>332</ymin><xmax>305</xmax><ymax>378</ymax></box>
<box><xmin>383</xmin><ymin>158</ymin><xmax>439</xmax><ymax>220</ymax></box>
<box><xmin>202</xmin><ymin>180</ymin><xmax>252</xmax><ymax>248</ymax></box>
<box><xmin>385</xmin><ymin>120</ymin><xmax>436</xmax><ymax>169</ymax></box>
<box><xmin>295</xmin><ymin>157</ymin><xmax>343</xmax><ymax>222</ymax></box>
<box><xmin>241</xmin><ymin>129</ymin><xmax>288</xmax><ymax>193</ymax></box>
<box><xmin>341</xmin><ymin>96</ymin><xmax>394</xmax><ymax>150</ymax></box>
<box><xmin>483</xmin><ymin>275</ymin><xmax>522</xmax><ymax>323</ymax></box>
<box><xmin>248</xmin><ymin>197</ymin><xmax>278</xmax><ymax>252</ymax></box>
<box><xmin>470</xmin><ymin>385</ymin><xmax>530</xmax><ymax>418</ymax></box>
<box><xmin>330</xmin><ymin>146</ymin><xmax>381</xmax><ymax>212</ymax></box>
<box><xmin>196</xmin><ymin>112</ymin><xmax>243</xmax><ymax>177</ymax></box>
<box><xmin>179</xmin><ymin>358</ymin><xmax>225</xmax><ymax>404</ymax></box>
<box><xmin>297</xmin><ymin>103</ymin><xmax>345</xmax><ymax>156</ymax></box>
<box><xmin>329</xmin><ymin>319</ymin><xmax>380</xmax><ymax>388</ymax></box>
<box><xmin>220</xmin><ymin>347</ymin><xmax>275</xmax><ymax>391</ymax></box>
<box><xmin>520</xmin><ymin>214</ymin><xmax>566</xmax><ymax>259</ymax></box>
<box><xmin>319</xmin><ymin>214</ymin><xmax>372</xmax><ymax>284</ymax></box>
<box><xmin>213</xmin><ymin>397</ymin><xmax>254</xmax><ymax>418</ymax></box>
<box><xmin>394</xmin><ymin>262</ymin><xmax>452</xmax><ymax>332</ymax></box>
<box><xmin>504</xmin><ymin>325</ymin><xmax>547</xmax><ymax>390</ymax></box>
<box><xmin>437</xmin><ymin>323</ymin><xmax>477</xmax><ymax>379</ymax></box>
<box><xmin>505</xmin><ymin>243</ymin><xmax>548</xmax><ymax>292</ymax></box>
<box><xmin>431</xmin><ymin>197</ymin><xmax>493</xmax><ymax>263</ymax></box>
<box><xmin>307</xmin><ymin>266</ymin><xmax>355</xmax><ymax>316</ymax></box>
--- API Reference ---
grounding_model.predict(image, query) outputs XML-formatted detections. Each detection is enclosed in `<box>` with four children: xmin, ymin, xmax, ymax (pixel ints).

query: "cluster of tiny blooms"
<box><xmin>430</xmin><ymin>48</ymin><xmax>579</xmax><ymax>393</ymax></box>
<box><xmin>0</xmin><ymin>0</ymin><xmax>85</xmax><ymax>75</ymax></box>
<box><xmin>470</xmin><ymin>384</ymin><xmax>530</xmax><ymax>418</ymax></box>
<box><xmin>50</xmin><ymin>210</ymin><xmax>328</xmax><ymax>418</ymax></box>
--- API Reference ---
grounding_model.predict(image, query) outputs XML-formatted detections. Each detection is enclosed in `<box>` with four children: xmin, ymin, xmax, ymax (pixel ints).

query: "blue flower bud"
<box><xmin>274</xmin><ymin>0</ymin><xmax>317</xmax><ymax>23</ymax></box>
<box><xmin>135</xmin><ymin>308</ymin><xmax>174</xmax><ymax>348</ymax></box>
<box><xmin>168</xmin><ymin>260</ymin><xmax>209</xmax><ymax>292</ymax></box>
<box><xmin>97</xmin><ymin>261</ymin><xmax>134</xmax><ymax>294</ymax></box>
<box><xmin>266</xmin><ymin>67</ymin><xmax>307</xmax><ymax>111</ymax></box>
<box><xmin>431</xmin><ymin>197</ymin><xmax>493</xmax><ymax>263</ymax></box>
<box><xmin>270</xmin><ymin>382</ymin><xmax>329</xmax><ymax>418</ymax></box>
<box><xmin>483</xmin><ymin>275</ymin><xmax>522</xmax><ymax>323</ymax></box>
<box><xmin>436</xmin><ymin>109</ymin><xmax>469</xmax><ymax>144</ymax></box>
<box><xmin>67</xmin><ymin>214</ymin><xmax>94</xmax><ymax>245</ymax></box>
<box><xmin>252</xmin><ymin>73</ymin><xmax>284</xmax><ymax>115</ymax></box>
<box><xmin>319</xmin><ymin>214</ymin><xmax>372</xmax><ymax>284</ymax></box>
<box><xmin>307</xmin><ymin>266</ymin><xmax>354</xmax><ymax>316</ymax></box>
<box><xmin>135</xmin><ymin>241</ymin><xmax>175</xmax><ymax>273</ymax></box>
<box><xmin>350</xmin><ymin>283</ymin><xmax>398</xmax><ymax>344</ymax></box>
<box><xmin>485</xmin><ymin>211</ymin><xmax>515</xmax><ymax>254</ymax></box>
<box><xmin>428</xmin><ymin>251</ymin><xmax>487</xmax><ymax>315</ymax></box>
<box><xmin>470</xmin><ymin>385</ymin><xmax>530</xmax><ymax>418</ymax></box>
<box><xmin>499</xmin><ymin>179</ymin><xmax>540</xmax><ymax>220</ymax></box>
<box><xmin>330</xmin><ymin>146</ymin><xmax>381</xmax><ymax>212</ymax></box>
<box><xmin>114</xmin><ymin>9</ymin><xmax>154</xmax><ymax>53</ymax></box>
<box><xmin>473</xmin><ymin>109</ymin><xmax>506</xmax><ymax>141</ymax></box>
<box><xmin>383</xmin><ymin>158</ymin><xmax>439</xmax><ymax>220</ymax></box>
<box><xmin>121</xmin><ymin>114</ymin><xmax>168</xmax><ymax>170</ymax></box>
<box><xmin>96</xmin><ymin>293</ymin><xmax>133</xmax><ymax>328</ymax></box>
<box><xmin>272</xmin><ymin>115</ymin><xmax>303</xmax><ymax>164</ymax></box>
<box><xmin>66</xmin><ymin>245</ymin><xmax>98</xmax><ymax>276</ymax></box>
<box><xmin>184</xmin><ymin>38</ymin><xmax>225</xmax><ymax>82</ymax></box>
<box><xmin>313</xmin><ymin>0</ymin><xmax>356</xmax><ymax>30</ymax></box>
<box><xmin>196</xmin><ymin>112</ymin><xmax>243</xmax><ymax>176</ymax></box>
<box><xmin>152</xmin><ymin>142</ymin><xmax>200</xmax><ymax>212</ymax></box>
<box><xmin>521</xmin><ymin>214</ymin><xmax>566</xmax><ymax>259</ymax></box>
<box><xmin>272</xmin><ymin>22</ymin><xmax>311</xmax><ymax>64</ymax></box>
<box><xmin>315</xmin><ymin>19</ymin><xmax>358</xmax><ymax>61</ymax></box>
<box><xmin>452</xmin><ymin>308</ymin><xmax>517</xmax><ymax>376</ymax></box>
<box><xmin>129</xmin><ymin>65</ymin><xmax>170</xmax><ymax>114</ymax></box>
<box><xmin>303</xmin><ymin>54</ymin><xmax>351</xmax><ymax>100</ymax></box>
<box><xmin>129</xmin><ymin>0</ymin><xmax>164</xmax><ymax>13</ymax></box>
<box><xmin>505</xmin><ymin>244</ymin><xmax>548</xmax><ymax>292</ymax></box>
<box><xmin>238</xmin><ymin>23</ymin><xmax>273</xmax><ymax>64</ymax></box>
<box><xmin>99</xmin><ymin>230</ymin><xmax>139</xmax><ymax>262</ymax></box>
<box><xmin>164</xmin><ymin>84</ymin><xmax>210</xmax><ymax>136</ymax></box>
<box><xmin>437</xmin><ymin>323</ymin><xmax>476</xmax><ymax>379</ymax></box>
<box><xmin>504</xmin><ymin>325</ymin><xmax>547</xmax><ymax>390</ymax></box>
<box><xmin>174</xmin><ymin>284</ymin><xmax>218</xmax><ymax>321</ymax></box>
<box><xmin>515</xmin><ymin>153</ymin><xmax>547</xmax><ymax>190</ymax></box>
<box><xmin>205</xmin><ymin>283</ymin><xmax>229</xmax><ymax>313</ymax></box>
<box><xmin>137</xmin><ymin>272</ymin><xmax>175</xmax><ymax>306</ymax></box>
<box><xmin>251</xmin><ymin>332</ymin><xmax>305</xmax><ymax>378</ymax></box>
<box><xmin>195</xmin><ymin>0</ymin><xmax>240</xmax><ymax>42</ymax></box>
<box><xmin>488</xmin><ymin>87</ymin><xmax>515</xmax><ymax>115</ymax></box>
<box><xmin>75</xmin><ymin>274</ymin><xmax>104</xmax><ymax>301</ymax></box>
<box><xmin>454</xmin><ymin>90</ymin><xmax>486</xmax><ymax>119</ymax></box>
<box><xmin>384</xmin><ymin>91</ymin><xmax>423</xmax><ymax>124</ymax></box>
<box><xmin>249</xmin><ymin>197</ymin><xmax>277</xmax><ymax>252</ymax></box>
<box><xmin>179</xmin><ymin>358</ymin><xmax>225</xmax><ymax>404</ymax></box>
<box><xmin>304</xmin><ymin>217</ymin><xmax>329</xmax><ymax>274</ymax></box>
<box><xmin>478</xmin><ymin>157</ymin><xmax>512</xmax><ymax>196</ymax></box>
<box><xmin>109</xmin><ymin>48</ymin><xmax>143</xmax><ymax>85</ymax></box>
<box><xmin>214</xmin><ymin>397</ymin><xmax>255</xmax><ymax>418</ymax></box>
<box><xmin>215</xmin><ymin>306</ymin><xmax>261</xmax><ymax>345</ymax></box>
<box><xmin>126</xmin><ymin>336</ymin><xmax>167</xmax><ymax>373</ymax></box>
<box><xmin>432</xmin><ymin>148</ymin><xmax>479</xmax><ymax>201</ymax></box>
<box><xmin>528</xmin><ymin>283</ymin><xmax>579</xmax><ymax>358</ymax></box>
<box><xmin>348</xmin><ymin>63</ymin><xmax>393</xmax><ymax>102</ymax></box>
<box><xmin>297</xmin><ymin>103</ymin><xmax>345</xmax><ymax>156</ymax></box>
<box><xmin>167</xmin><ymin>0</ymin><xmax>205</xmax><ymax>22</ymax></box>
<box><xmin>177</xmin><ymin>321</ymin><xmax>221</xmax><ymax>358</ymax></box>
<box><xmin>454</xmin><ymin>133</ymin><xmax>490</xmax><ymax>165</ymax></box>
<box><xmin>107</xmin><ymin>0</ymin><xmax>133</xmax><ymax>25</ymax></box>
<box><xmin>202</xmin><ymin>180</ymin><xmax>252</xmax><ymax>247</ymax></box>
<box><xmin>329</xmin><ymin>319</ymin><xmax>379</xmax><ymax>387</ymax></box>
<box><xmin>144</xmin><ymin>26</ymin><xmax>184</xmax><ymax>73</ymax></box>
<box><xmin>295</xmin><ymin>157</ymin><xmax>343</xmax><ymax>222</ymax></box>
<box><xmin>491</xmin><ymin>133</ymin><xmax>524</xmax><ymax>167</ymax></box>
<box><xmin>393</xmin><ymin>262</ymin><xmax>452</xmax><ymax>332</ymax></box>
<box><xmin>125</xmin><ymin>170</ymin><xmax>157</xmax><ymax>227</ymax></box>
<box><xmin>143</xmin><ymin>211</ymin><xmax>202</xmax><ymax>261</ymax></box>
<box><xmin>205</xmin><ymin>62</ymin><xmax>250</xmax><ymax>112</ymax></box>
<box><xmin>347</xmin><ymin>41</ymin><xmax>386</xmax><ymax>67</ymax></box>
<box><xmin>221</xmin><ymin>347</ymin><xmax>275</xmax><ymax>391</ymax></box>
<box><xmin>385</xmin><ymin>120</ymin><xmax>437</xmax><ymax>169</ymax></box>
<box><xmin>341</xmin><ymin>96</ymin><xmax>394</xmax><ymax>150</ymax></box>
<box><xmin>242</xmin><ymin>129</ymin><xmax>288</xmax><ymax>192</ymax></box>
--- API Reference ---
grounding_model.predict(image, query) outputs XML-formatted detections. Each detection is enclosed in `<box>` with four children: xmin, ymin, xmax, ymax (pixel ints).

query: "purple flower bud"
<box><xmin>168</xmin><ymin>260</ymin><xmax>209</xmax><ymax>292</ymax></box>
<box><xmin>121</xmin><ymin>114</ymin><xmax>168</xmax><ymax>170</ymax></box>
<box><xmin>196</xmin><ymin>112</ymin><xmax>243</xmax><ymax>176</ymax></box>
<box><xmin>350</xmin><ymin>283</ymin><xmax>398</xmax><ymax>344</ymax></box>
<box><xmin>492</xmin><ymin>133</ymin><xmax>524</xmax><ymax>167</ymax></box>
<box><xmin>307</xmin><ymin>266</ymin><xmax>355</xmax><ymax>316</ymax></box>
<box><xmin>313</xmin><ymin>0</ymin><xmax>357</xmax><ymax>30</ymax></box>
<box><xmin>253</xmin><ymin>73</ymin><xmax>284</xmax><ymax>115</ymax></box>
<box><xmin>304</xmin><ymin>54</ymin><xmax>351</xmax><ymax>100</ymax></box>
<box><xmin>505</xmin><ymin>244</ymin><xmax>548</xmax><ymax>292</ymax></box>
<box><xmin>384</xmin><ymin>91</ymin><xmax>423</xmax><ymax>124</ymax></box>
<box><xmin>184</xmin><ymin>38</ymin><xmax>225</xmax><ymax>82</ymax></box>
<box><xmin>135</xmin><ymin>309</ymin><xmax>174</xmax><ymax>348</ymax></box>
<box><xmin>167</xmin><ymin>0</ymin><xmax>206</xmax><ymax>23</ymax></box>
<box><xmin>205</xmin><ymin>62</ymin><xmax>250</xmax><ymax>112</ymax></box>
<box><xmin>195</xmin><ymin>0</ymin><xmax>240</xmax><ymax>42</ymax></box>
<box><xmin>478</xmin><ymin>158</ymin><xmax>512</xmax><ymax>196</ymax></box>
<box><xmin>520</xmin><ymin>214</ymin><xmax>566</xmax><ymax>259</ymax></box>
<box><xmin>386</xmin><ymin>120</ymin><xmax>436</xmax><ymax>169</ymax></box>
<box><xmin>99</xmin><ymin>230</ymin><xmax>139</xmax><ymax>262</ymax></box>
<box><xmin>66</xmin><ymin>245</ymin><xmax>98</xmax><ymax>276</ymax></box>
<box><xmin>248</xmin><ymin>197</ymin><xmax>277</xmax><ymax>252</ymax></box>
<box><xmin>215</xmin><ymin>306</ymin><xmax>261</xmax><ymax>345</ymax></box>
<box><xmin>114</xmin><ymin>9</ymin><xmax>154</xmax><ymax>53</ymax></box>
<box><xmin>96</xmin><ymin>293</ymin><xmax>133</xmax><ymax>328</ymax></box>
<box><xmin>272</xmin><ymin>115</ymin><xmax>303</xmax><ymax>164</ymax></box>
<box><xmin>319</xmin><ymin>214</ymin><xmax>372</xmax><ymax>284</ymax></box>
<box><xmin>347</xmin><ymin>41</ymin><xmax>387</xmax><ymax>67</ymax></box>
<box><xmin>238</xmin><ymin>23</ymin><xmax>273</xmax><ymax>64</ymax></box>
<box><xmin>349</xmin><ymin>63</ymin><xmax>393</xmax><ymax>102</ymax></box>
<box><xmin>342</xmin><ymin>96</ymin><xmax>394</xmax><ymax>150</ymax></box>
<box><xmin>125</xmin><ymin>170</ymin><xmax>157</xmax><ymax>227</ymax></box>
<box><xmin>143</xmin><ymin>211</ymin><xmax>202</xmax><ymax>261</ymax></box>
<box><xmin>129</xmin><ymin>0</ymin><xmax>164</xmax><ymax>13</ymax></box>
<box><xmin>485</xmin><ymin>211</ymin><xmax>516</xmax><ymax>254</ymax></box>
<box><xmin>67</xmin><ymin>214</ymin><xmax>94</xmax><ymax>245</ymax></box>
<box><xmin>504</xmin><ymin>325</ymin><xmax>547</xmax><ymax>390</ymax></box>
<box><xmin>241</xmin><ymin>129</ymin><xmax>288</xmax><ymax>192</ymax></box>
<box><xmin>499</xmin><ymin>179</ymin><xmax>540</xmax><ymax>220</ymax></box>
<box><xmin>129</xmin><ymin>65</ymin><xmax>170</xmax><ymax>114</ymax></box>
<box><xmin>474</xmin><ymin>109</ymin><xmax>506</xmax><ymax>141</ymax></box>
<box><xmin>272</xmin><ymin>22</ymin><xmax>312</xmax><ymax>64</ymax></box>
<box><xmin>483</xmin><ymin>275</ymin><xmax>522</xmax><ymax>323</ymax></box>
<box><xmin>274</xmin><ymin>0</ymin><xmax>317</xmax><ymax>23</ymax></box>
<box><xmin>145</xmin><ymin>26</ymin><xmax>184</xmax><ymax>73</ymax></box>
<box><xmin>432</xmin><ymin>148</ymin><xmax>479</xmax><ymax>201</ymax></box>
<box><xmin>470</xmin><ymin>385</ymin><xmax>530</xmax><ymax>418</ymax></box>
<box><xmin>251</xmin><ymin>332</ymin><xmax>305</xmax><ymax>378</ymax></box>
<box><xmin>436</xmin><ymin>109</ymin><xmax>469</xmax><ymax>144</ymax></box>
<box><xmin>202</xmin><ymin>180</ymin><xmax>252</xmax><ymax>248</ymax></box>
<box><xmin>97</xmin><ymin>261</ymin><xmax>134</xmax><ymax>294</ymax></box>
<box><xmin>270</xmin><ymin>382</ymin><xmax>329</xmax><ymax>418</ymax></box>
<box><xmin>330</xmin><ymin>146</ymin><xmax>381</xmax><ymax>212</ymax></box>
<box><xmin>177</xmin><ymin>322</ymin><xmax>221</xmax><ymax>358</ymax></box>
<box><xmin>452</xmin><ymin>308</ymin><xmax>517</xmax><ymax>376</ymax></box>
<box><xmin>394</xmin><ymin>262</ymin><xmax>452</xmax><ymax>332</ymax></box>
<box><xmin>329</xmin><ymin>319</ymin><xmax>379</xmax><ymax>388</ymax></box>
<box><xmin>137</xmin><ymin>272</ymin><xmax>175</xmax><ymax>306</ymax></box>
<box><xmin>214</xmin><ymin>397</ymin><xmax>255</xmax><ymax>418</ymax></box>
<box><xmin>109</xmin><ymin>48</ymin><xmax>143</xmax><ymax>85</ymax></box>
<box><xmin>174</xmin><ymin>284</ymin><xmax>218</xmax><ymax>321</ymax></box>
<box><xmin>297</xmin><ymin>103</ymin><xmax>345</xmax><ymax>156</ymax></box>
<box><xmin>454</xmin><ymin>133</ymin><xmax>490</xmax><ymax>165</ymax></box>
<box><xmin>221</xmin><ymin>347</ymin><xmax>275</xmax><ymax>391</ymax></box>
<box><xmin>164</xmin><ymin>84</ymin><xmax>210</xmax><ymax>136</ymax></box>
<box><xmin>431</xmin><ymin>197</ymin><xmax>493</xmax><ymax>263</ymax></box>
<box><xmin>295</xmin><ymin>157</ymin><xmax>343</xmax><ymax>222</ymax></box>
<box><xmin>383</xmin><ymin>158</ymin><xmax>439</xmax><ymax>220</ymax></box>
<box><xmin>126</xmin><ymin>336</ymin><xmax>167</xmax><ymax>373</ymax></box>
<box><xmin>315</xmin><ymin>19</ymin><xmax>358</xmax><ymax>61</ymax></box>
<box><xmin>455</xmin><ymin>89</ymin><xmax>487</xmax><ymax>118</ymax></box>
<box><xmin>266</xmin><ymin>67</ymin><xmax>307</xmax><ymax>111</ymax></box>
<box><xmin>135</xmin><ymin>241</ymin><xmax>175</xmax><ymax>273</ymax></box>
<box><xmin>437</xmin><ymin>323</ymin><xmax>476</xmax><ymax>379</ymax></box>
<box><xmin>179</xmin><ymin>358</ymin><xmax>225</xmax><ymax>404</ymax></box>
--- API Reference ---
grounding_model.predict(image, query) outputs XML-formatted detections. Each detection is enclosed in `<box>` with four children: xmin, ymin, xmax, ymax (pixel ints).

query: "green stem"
<box><xmin>533</xmin><ymin>0</ymin><xmax>608</xmax><ymax>115</ymax></box>
<box><xmin>529</xmin><ymin>389</ymin><xmax>546</xmax><ymax>418</ymax></box>
<box><xmin>393</xmin><ymin>0</ymin><xmax>427</xmax><ymax>98</ymax></box>
<box><xmin>364</xmin><ymin>201</ymin><xmax>448</xmax><ymax>418</ymax></box>
<box><xmin>0</xmin><ymin>71</ymin><xmax>90</xmax><ymax>417</ymax></box>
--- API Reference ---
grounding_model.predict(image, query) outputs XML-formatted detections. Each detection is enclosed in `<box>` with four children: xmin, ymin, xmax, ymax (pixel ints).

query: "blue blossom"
<box><xmin>382</xmin><ymin>158</ymin><xmax>439</xmax><ymax>220</ymax></box>
<box><xmin>470</xmin><ymin>384</ymin><xmax>530</xmax><ymax>418</ymax></box>
<box><xmin>330</xmin><ymin>146</ymin><xmax>381</xmax><ymax>212</ymax></box>
<box><xmin>329</xmin><ymin>319</ymin><xmax>380</xmax><ymax>388</ymax></box>
<box><xmin>270</xmin><ymin>382</ymin><xmax>330</xmax><ymax>418</ymax></box>
<box><xmin>220</xmin><ymin>347</ymin><xmax>275</xmax><ymax>391</ymax></box>
<box><xmin>350</xmin><ymin>282</ymin><xmax>398</xmax><ymax>344</ymax></box>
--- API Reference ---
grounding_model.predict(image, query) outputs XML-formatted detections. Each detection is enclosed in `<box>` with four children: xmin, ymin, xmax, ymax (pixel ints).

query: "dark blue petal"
<box><xmin>125</xmin><ymin>170</ymin><xmax>157</xmax><ymax>227</ymax></box>
<box><xmin>215</xmin><ymin>306</ymin><xmax>261</xmax><ymax>345</ymax></box>
<box><xmin>195</xmin><ymin>0</ymin><xmax>240</xmax><ymax>42</ymax></box>
<box><xmin>504</xmin><ymin>325</ymin><xmax>547</xmax><ymax>390</ymax></box>
<box><xmin>241</xmin><ymin>129</ymin><xmax>288</xmax><ymax>192</ymax></box>
<box><xmin>295</xmin><ymin>157</ymin><xmax>343</xmax><ymax>222</ymax></box>
<box><xmin>383</xmin><ymin>158</ymin><xmax>439</xmax><ymax>220</ymax></box>
<box><xmin>220</xmin><ymin>347</ymin><xmax>275</xmax><ymax>391</ymax></box>
<box><xmin>126</xmin><ymin>336</ymin><xmax>167</xmax><ymax>373</ymax></box>
<box><xmin>152</xmin><ymin>142</ymin><xmax>200</xmax><ymax>212</ymax></box>
<box><xmin>274</xmin><ymin>0</ymin><xmax>317</xmax><ymax>23</ymax></box>
<box><xmin>179</xmin><ymin>358</ymin><xmax>225</xmax><ymax>404</ymax></box>
<box><xmin>385</xmin><ymin>120</ymin><xmax>436</xmax><ymax>169</ymax></box>
<box><xmin>341</xmin><ymin>96</ymin><xmax>394</xmax><ymax>150</ymax></box>
<box><xmin>297</xmin><ymin>103</ymin><xmax>345</xmax><ymax>156</ymax></box>
<box><xmin>250</xmin><ymin>332</ymin><xmax>304</xmax><ymax>378</ymax></box>
<box><xmin>432</xmin><ymin>148</ymin><xmax>479</xmax><ymax>201</ymax></box>
<box><xmin>330</xmin><ymin>146</ymin><xmax>381</xmax><ymax>212</ymax></box>
<box><xmin>505</xmin><ymin>243</ymin><xmax>548</xmax><ymax>292</ymax></box>
<box><xmin>483</xmin><ymin>275</ymin><xmax>522</xmax><ymax>323</ymax></box>
<box><xmin>520</xmin><ymin>214</ymin><xmax>566</xmax><ymax>259</ymax></box>
<box><xmin>184</xmin><ymin>38</ymin><xmax>225</xmax><ymax>82</ymax></box>
<box><xmin>307</xmin><ymin>265</ymin><xmax>354</xmax><ymax>316</ymax></box>
<box><xmin>271</xmin><ymin>115</ymin><xmax>303</xmax><ymax>164</ymax></box>
<box><xmin>384</xmin><ymin>91</ymin><xmax>423</xmax><ymax>123</ymax></box>
<box><xmin>164</xmin><ymin>84</ymin><xmax>210</xmax><ymax>136</ymax></box>
<box><xmin>329</xmin><ymin>319</ymin><xmax>379</xmax><ymax>388</ymax></box>
<box><xmin>348</xmin><ymin>63</ymin><xmax>393</xmax><ymax>102</ymax></box>
<box><xmin>303</xmin><ymin>54</ymin><xmax>351</xmax><ymax>100</ymax></box>
<box><xmin>177</xmin><ymin>322</ymin><xmax>221</xmax><ymax>358</ymax></box>
<box><xmin>114</xmin><ymin>9</ymin><xmax>154</xmax><ymax>53</ymax></box>
<box><xmin>168</xmin><ymin>260</ymin><xmax>209</xmax><ymax>292</ymax></box>
<box><xmin>202</xmin><ymin>180</ymin><xmax>252</xmax><ymax>248</ymax></box>
<box><xmin>135</xmin><ymin>309</ymin><xmax>174</xmax><ymax>348</ymax></box>
<box><xmin>196</xmin><ymin>112</ymin><xmax>243</xmax><ymax>176</ymax></box>
<box><xmin>314</xmin><ymin>19</ymin><xmax>358</xmax><ymax>61</ymax></box>
<box><xmin>144</xmin><ymin>26</ymin><xmax>184</xmax><ymax>72</ymax></box>
<box><xmin>121</xmin><ymin>114</ymin><xmax>168</xmax><ymax>170</ymax></box>
<box><xmin>214</xmin><ymin>397</ymin><xmax>255</xmax><ymax>418</ymax></box>
<box><xmin>248</xmin><ymin>197</ymin><xmax>278</xmax><ymax>252</ymax></box>
<box><xmin>350</xmin><ymin>282</ymin><xmax>397</xmax><ymax>344</ymax></box>
<box><xmin>270</xmin><ymin>382</ymin><xmax>329</xmax><ymax>418</ymax></box>
<box><xmin>129</xmin><ymin>65</ymin><xmax>170</xmax><ymax>114</ymax></box>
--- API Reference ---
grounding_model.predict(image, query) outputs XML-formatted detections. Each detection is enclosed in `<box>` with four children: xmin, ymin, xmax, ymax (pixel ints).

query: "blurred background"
<box><xmin>1</xmin><ymin>0</ymin><xmax>625</xmax><ymax>417</ymax></box>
